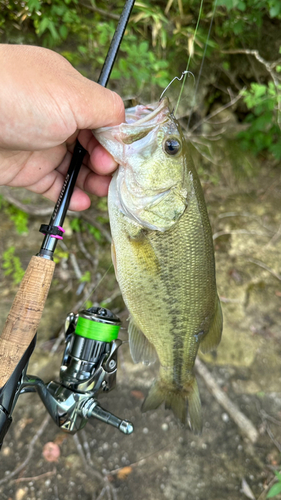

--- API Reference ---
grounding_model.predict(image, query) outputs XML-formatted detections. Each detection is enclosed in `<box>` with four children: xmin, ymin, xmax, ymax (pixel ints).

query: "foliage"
<box><xmin>0</xmin><ymin>0</ymin><xmax>281</xmax><ymax>158</ymax></box>
<box><xmin>53</xmin><ymin>248</ymin><xmax>69</xmax><ymax>264</ymax></box>
<box><xmin>267</xmin><ymin>471</ymin><xmax>281</xmax><ymax>498</ymax></box>
<box><xmin>5</xmin><ymin>205</ymin><xmax>29</xmax><ymax>234</ymax></box>
<box><xmin>0</xmin><ymin>196</ymin><xmax>29</xmax><ymax>234</ymax></box>
<box><xmin>70</xmin><ymin>218</ymin><xmax>103</xmax><ymax>243</ymax></box>
<box><xmin>2</xmin><ymin>246</ymin><xmax>25</xmax><ymax>285</ymax></box>
<box><xmin>238</xmin><ymin>81</ymin><xmax>281</xmax><ymax>159</ymax></box>
<box><xmin>80</xmin><ymin>270</ymin><xmax>91</xmax><ymax>283</ymax></box>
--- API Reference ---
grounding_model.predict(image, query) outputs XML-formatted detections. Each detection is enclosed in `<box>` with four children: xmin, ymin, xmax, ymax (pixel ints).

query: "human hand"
<box><xmin>0</xmin><ymin>44</ymin><xmax>124</xmax><ymax>211</ymax></box>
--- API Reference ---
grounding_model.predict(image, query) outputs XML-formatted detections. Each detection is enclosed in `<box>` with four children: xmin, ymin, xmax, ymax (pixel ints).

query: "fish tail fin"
<box><xmin>142</xmin><ymin>376</ymin><xmax>202</xmax><ymax>433</ymax></box>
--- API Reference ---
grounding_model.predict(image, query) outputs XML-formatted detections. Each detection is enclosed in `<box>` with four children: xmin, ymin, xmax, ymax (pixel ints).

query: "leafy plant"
<box><xmin>2</xmin><ymin>246</ymin><xmax>25</xmax><ymax>285</ymax></box>
<box><xmin>69</xmin><ymin>217</ymin><xmax>81</xmax><ymax>232</ymax></box>
<box><xmin>267</xmin><ymin>470</ymin><xmax>281</xmax><ymax>498</ymax></box>
<box><xmin>111</xmin><ymin>36</ymin><xmax>170</xmax><ymax>94</ymax></box>
<box><xmin>1</xmin><ymin>0</ymin><xmax>281</xmax><ymax>163</ymax></box>
<box><xmin>0</xmin><ymin>196</ymin><xmax>29</xmax><ymax>234</ymax></box>
<box><xmin>26</xmin><ymin>0</ymin><xmax>80</xmax><ymax>47</ymax></box>
<box><xmin>5</xmin><ymin>205</ymin><xmax>29</xmax><ymax>234</ymax></box>
<box><xmin>80</xmin><ymin>270</ymin><xmax>91</xmax><ymax>283</ymax></box>
<box><xmin>86</xmin><ymin>223</ymin><xmax>102</xmax><ymax>242</ymax></box>
<box><xmin>70</xmin><ymin>217</ymin><xmax>104</xmax><ymax>243</ymax></box>
<box><xmin>238</xmin><ymin>81</ymin><xmax>281</xmax><ymax>159</ymax></box>
<box><xmin>53</xmin><ymin>248</ymin><xmax>69</xmax><ymax>265</ymax></box>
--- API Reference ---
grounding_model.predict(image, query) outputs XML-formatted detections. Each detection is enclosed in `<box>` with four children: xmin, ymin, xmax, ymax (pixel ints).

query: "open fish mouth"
<box><xmin>124</xmin><ymin>98</ymin><xmax>170</xmax><ymax>126</ymax></box>
<box><xmin>93</xmin><ymin>98</ymin><xmax>173</xmax><ymax>161</ymax></box>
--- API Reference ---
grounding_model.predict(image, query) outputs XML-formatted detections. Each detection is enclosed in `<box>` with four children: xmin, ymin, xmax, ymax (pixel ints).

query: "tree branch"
<box><xmin>221</xmin><ymin>49</ymin><xmax>281</xmax><ymax>129</ymax></box>
<box><xmin>79</xmin><ymin>2</ymin><xmax>119</xmax><ymax>20</ymax></box>
<box><xmin>195</xmin><ymin>358</ymin><xmax>259</xmax><ymax>443</ymax></box>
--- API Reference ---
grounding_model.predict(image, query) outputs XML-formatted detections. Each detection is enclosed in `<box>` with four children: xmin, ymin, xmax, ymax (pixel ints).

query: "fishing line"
<box><xmin>81</xmin><ymin>263</ymin><xmax>114</xmax><ymax>308</ymax></box>
<box><xmin>159</xmin><ymin>70</ymin><xmax>195</xmax><ymax>101</ymax></box>
<box><xmin>174</xmin><ymin>0</ymin><xmax>204</xmax><ymax>116</ymax></box>
<box><xmin>187</xmin><ymin>0</ymin><xmax>218</xmax><ymax>129</ymax></box>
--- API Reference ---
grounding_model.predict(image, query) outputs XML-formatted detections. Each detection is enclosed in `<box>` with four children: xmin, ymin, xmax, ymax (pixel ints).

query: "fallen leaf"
<box><xmin>117</xmin><ymin>466</ymin><xmax>133</xmax><ymax>480</ymax></box>
<box><xmin>241</xmin><ymin>478</ymin><xmax>256</xmax><ymax>500</ymax></box>
<box><xmin>42</xmin><ymin>442</ymin><xmax>60</xmax><ymax>462</ymax></box>
<box><xmin>54</xmin><ymin>433</ymin><xmax>68</xmax><ymax>446</ymax></box>
<box><xmin>15</xmin><ymin>488</ymin><xmax>27</xmax><ymax>500</ymax></box>
<box><xmin>131</xmin><ymin>390</ymin><xmax>144</xmax><ymax>400</ymax></box>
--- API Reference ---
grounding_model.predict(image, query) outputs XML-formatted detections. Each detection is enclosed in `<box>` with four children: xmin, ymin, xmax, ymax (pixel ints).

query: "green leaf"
<box><xmin>5</xmin><ymin>206</ymin><xmax>29</xmax><ymax>234</ymax></box>
<box><xmin>80</xmin><ymin>271</ymin><xmax>91</xmax><ymax>283</ymax></box>
<box><xmin>27</xmin><ymin>0</ymin><xmax>41</xmax><ymax>12</ymax></box>
<box><xmin>37</xmin><ymin>16</ymin><xmax>50</xmax><ymax>35</ymax></box>
<box><xmin>267</xmin><ymin>482</ymin><xmax>281</xmax><ymax>498</ymax></box>
<box><xmin>111</xmin><ymin>68</ymin><xmax>121</xmax><ymax>79</ymax></box>
<box><xmin>216</xmin><ymin>0</ymin><xmax>235</xmax><ymax>9</ymax></box>
<box><xmin>59</xmin><ymin>25</ymin><xmax>68</xmax><ymax>40</ymax></box>
<box><xmin>87</xmin><ymin>224</ymin><xmax>102</xmax><ymax>241</ymax></box>
<box><xmin>269</xmin><ymin>4</ymin><xmax>281</xmax><ymax>18</ymax></box>
<box><xmin>237</xmin><ymin>1</ymin><xmax>246</xmax><ymax>11</ymax></box>
<box><xmin>233</xmin><ymin>20</ymin><xmax>244</xmax><ymax>34</ymax></box>
<box><xmin>252</xmin><ymin>83</ymin><xmax>267</xmax><ymax>98</ymax></box>
<box><xmin>274</xmin><ymin>471</ymin><xmax>281</xmax><ymax>481</ymax></box>
<box><xmin>2</xmin><ymin>247</ymin><xmax>25</xmax><ymax>285</ymax></box>
<box><xmin>78</xmin><ymin>45</ymin><xmax>87</xmax><ymax>54</ymax></box>
<box><xmin>70</xmin><ymin>218</ymin><xmax>81</xmax><ymax>232</ymax></box>
<box><xmin>269</xmin><ymin>142</ymin><xmax>281</xmax><ymax>159</ymax></box>
<box><xmin>48</xmin><ymin>20</ymin><xmax>59</xmax><ymax>41</ymax></box>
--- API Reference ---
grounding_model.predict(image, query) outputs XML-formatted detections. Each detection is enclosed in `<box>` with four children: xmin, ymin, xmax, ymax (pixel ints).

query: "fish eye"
<box><xmin>164</xmin><ymin>137</ymin><xmax>181</xmax><ymax>156</ymax></box>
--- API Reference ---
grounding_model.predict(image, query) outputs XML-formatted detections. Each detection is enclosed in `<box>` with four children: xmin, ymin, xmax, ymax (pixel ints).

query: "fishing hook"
<box><xmin>159</xmin><ymin>70</ymin><xmax>195</xmax><ymax>102</ymax></box>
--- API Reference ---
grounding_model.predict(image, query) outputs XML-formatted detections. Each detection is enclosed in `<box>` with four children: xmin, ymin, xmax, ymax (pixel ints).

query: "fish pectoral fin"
<box><xmin>127</xmin><ymin>226</ymin><xmax>147</xmax><ymax>241</ymax></box>
<box><xmin>128</xmin><ymin>320</ymin><xmax>158</xmax><ymax>365</ymax></box>
<box><xmin>200</xmin><ymin>297</ymin><xmax>223</xmax><ymax>354</ymax></box>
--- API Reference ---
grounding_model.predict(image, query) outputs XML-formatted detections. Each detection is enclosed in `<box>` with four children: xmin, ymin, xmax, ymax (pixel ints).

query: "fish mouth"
<box><xmin>125</xmin><ymin>98</ymin><xmax>170</xmax><ymax>126</ymax></box>
<box><xmin>93</xmin><ymin>98</ymin><xmax>171</xmax><ymax>150</ymax></box>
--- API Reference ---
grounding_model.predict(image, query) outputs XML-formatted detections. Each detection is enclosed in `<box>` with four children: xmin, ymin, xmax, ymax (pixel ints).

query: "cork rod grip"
<box><xmin>0</xmin><ymin>256</ymin><xmax>55</xmax><ymax>387</ymax></box>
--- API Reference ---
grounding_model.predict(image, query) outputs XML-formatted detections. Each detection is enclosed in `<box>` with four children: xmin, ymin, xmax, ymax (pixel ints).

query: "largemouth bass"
<box><xmin>94</xmin><ymin>98</ymin><xmax>222</xmax><ymax>432</ymax></box>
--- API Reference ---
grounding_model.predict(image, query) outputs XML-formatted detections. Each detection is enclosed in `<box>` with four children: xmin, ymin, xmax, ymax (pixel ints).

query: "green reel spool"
<box><xmin>75</xmin><ymin>309</ymin><xmax>120</xmax><ymax>342</ymax></box>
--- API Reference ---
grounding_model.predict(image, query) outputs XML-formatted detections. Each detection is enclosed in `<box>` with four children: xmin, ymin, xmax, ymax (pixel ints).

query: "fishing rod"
<box><xmin>0</xmin><ymin>0</ymin><xmax>135</xmax><ymax>449</ymax></box>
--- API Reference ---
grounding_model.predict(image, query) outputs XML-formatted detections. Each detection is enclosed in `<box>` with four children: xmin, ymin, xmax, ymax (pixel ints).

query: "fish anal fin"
<box><xmin>128</xmin><ymin>320</ymin><xmax>158</xmax><ymax>365</ymax></box>
<box><xmin>141</xmin><ymin>376</ymin><xmax>202</xmax><ymax>433</ymax></box>
<box><xmin>200</xmin><ymin>297</ymin><xmax>223</xmax><ymax>354</ymax></box>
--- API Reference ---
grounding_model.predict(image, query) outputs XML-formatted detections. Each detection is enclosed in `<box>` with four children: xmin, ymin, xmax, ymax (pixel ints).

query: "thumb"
<box><xmin>69</xmin><ymin>74</ymin><xmax>125</xmax><ymax>131</ymax></box>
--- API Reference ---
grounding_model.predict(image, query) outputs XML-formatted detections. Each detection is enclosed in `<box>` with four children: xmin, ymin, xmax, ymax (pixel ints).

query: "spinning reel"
<box><xmin>0</xmin><ymin>307</ymin><xmax>133</xmax><ymax>448</ymax></box>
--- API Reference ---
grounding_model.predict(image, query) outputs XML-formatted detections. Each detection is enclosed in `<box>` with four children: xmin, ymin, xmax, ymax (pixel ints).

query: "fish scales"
<box><xmin>94</xmin><ymin>98</ymin><xmax>222</xmax><ymax>431</ymax></box>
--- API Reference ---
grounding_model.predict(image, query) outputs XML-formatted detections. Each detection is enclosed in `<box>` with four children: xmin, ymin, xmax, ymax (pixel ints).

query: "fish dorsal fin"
<box><xmin>200</xmin><ymin>297</ymin><xmax>223</xmax><ymax>354</ymax></box>
<box><xmin>128</xmin><ymin>320</ymin><xmax>158</xmax><ymax>365</ymax></box>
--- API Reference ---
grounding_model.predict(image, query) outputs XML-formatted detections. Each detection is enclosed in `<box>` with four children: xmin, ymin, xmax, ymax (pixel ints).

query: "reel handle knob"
<box><xmin>80</xmin><ymin>398</ymin><xmax>134</xmax><ymax>435</ymax></box>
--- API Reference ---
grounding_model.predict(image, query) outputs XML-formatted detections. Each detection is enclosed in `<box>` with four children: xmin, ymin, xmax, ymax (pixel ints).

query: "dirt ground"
<box><xmin>0</xmin><ymin>153</ymin><xmax>281</xmax><ymax>500</ymax></box>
